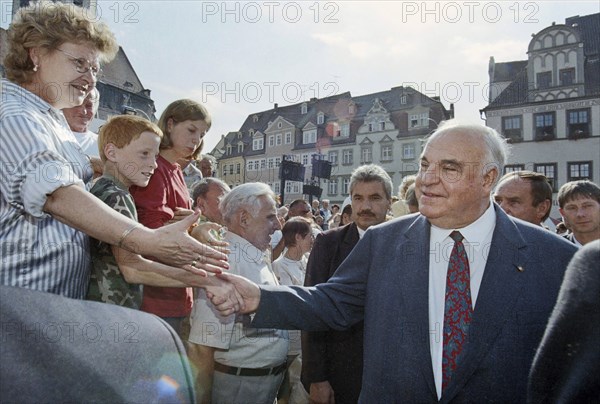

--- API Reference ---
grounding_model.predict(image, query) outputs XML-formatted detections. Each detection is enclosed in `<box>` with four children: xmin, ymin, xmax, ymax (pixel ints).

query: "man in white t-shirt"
<box><xmin>63</xmin><ymin>88</ymin><xmax>100</xmax><ymax>157</ymax></box>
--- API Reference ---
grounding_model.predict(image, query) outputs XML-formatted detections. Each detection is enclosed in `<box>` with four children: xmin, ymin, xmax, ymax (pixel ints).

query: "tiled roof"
<box><xmin>487</xmin><ymin>68</ymin><xmax>529</xmax><ymax>108</ymax></box>
<box><xmin>101</xmin><ymin>47</ymin><xmax>148</xmax><ymax>94</ymax></box>
<box><xmin>566</xmin><ymin>13</ymin><xmax>600</xmax><ymax>56</ymax></box>
<box><xmin>567</xmin><ymin>13</ymin><xmax>600</xmax><ymax>96</ymax></box>
<box><xmin>214</xmin><ymin>84</ymin><xmax>451</xmax><ymax>156</ymax></box>
<box><xmin>492</xmin><ymin>61</ymin><xmax>528</xmax><ymax>83</ymax></box>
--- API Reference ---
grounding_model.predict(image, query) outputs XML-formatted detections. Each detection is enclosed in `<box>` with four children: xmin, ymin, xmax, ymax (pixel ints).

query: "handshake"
<box><xmin>203</xmin><ymin>273</ymin><xmax>262</xmax><ymax>316</ymax></box>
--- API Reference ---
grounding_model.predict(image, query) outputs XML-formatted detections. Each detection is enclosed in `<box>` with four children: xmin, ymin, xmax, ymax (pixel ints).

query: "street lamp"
<box><xmin>121</xmin><ymin>105</ymin><xmax>151</xmax><ymax>121</ymax></box>
<box><xmin>426</xmin><ymin>118</ymin><xmax>439</xmax><ymax>128</ymax></box>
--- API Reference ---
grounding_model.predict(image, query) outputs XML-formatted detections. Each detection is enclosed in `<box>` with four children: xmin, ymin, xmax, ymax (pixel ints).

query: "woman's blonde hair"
<box><xmin>157</xmin><ymin>99</ymin><xmax>212</xmax><ymax>160</ymax></box>
<box><xmin>5</xmin><ymin>0</ymin><xmax>118</xmax><ymax>84</ymax></box>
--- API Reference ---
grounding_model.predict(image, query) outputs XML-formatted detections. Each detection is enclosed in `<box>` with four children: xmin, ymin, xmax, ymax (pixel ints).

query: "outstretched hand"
<box><xmin>206</xmin><ymin>272</ymin><xmax>261</xmax><ymax>316</ymax></box>
<box><xmin>190</xmin><ymin>222</ymin><xmax>229</xmax><ymax>252</ymax></box>
<box><xmin>151</xmin><ymin>212</ymin><xmax>229</xmax><ymax>275</ymax></box>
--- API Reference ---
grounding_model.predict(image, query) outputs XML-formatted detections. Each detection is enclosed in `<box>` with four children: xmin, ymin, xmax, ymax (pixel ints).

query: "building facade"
<box><xmin>212</xmin><ymin>87</ymin><xmax>453</xmax><ymax>205</ymax></box>
<box><xmin>483</xmin><ymin>13</ymin><xmax>600</xmax><ymax>219</ymax></box>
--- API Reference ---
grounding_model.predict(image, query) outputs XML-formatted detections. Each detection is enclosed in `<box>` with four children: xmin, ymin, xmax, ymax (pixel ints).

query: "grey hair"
<box><xmin>349</xmin><ymin>164</ymin><xmax>393</xmax><ymax>200</ymax></box>
<box><xmin>220</xmin><ymin>182</ymin><xmax>276</xmax><ymax>226</ymax></box>
<box><xmin>426</xmin><ymin>119</ymin><xmax>509</xmax><ymax>186</ymax></box>
<box><xmin>191</xmin><ymin>177</ymin><xmax>230</xmax><ymax>208</ymax></box>
<box><xmin>89</xmin><ymin>87</ymin><xmax>100</xmax><ymax>113</ymax></box>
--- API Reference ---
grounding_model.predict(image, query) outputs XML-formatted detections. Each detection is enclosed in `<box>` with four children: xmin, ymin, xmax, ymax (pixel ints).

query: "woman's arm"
<box><xmin>112</xmin><ymin>245</ymin><xmax>191</xmax><ymax>287</ymax></box>
<box><xmin>43</xmin><ymin>184</ymin><xmax>228</xmax><ymax>272</ymax></box>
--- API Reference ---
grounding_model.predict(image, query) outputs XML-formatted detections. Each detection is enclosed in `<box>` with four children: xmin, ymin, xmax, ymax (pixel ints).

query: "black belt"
<box><xmin>214</xmin><ymin>361</ymin><xmax>287</xmax><ymax>377</ymax></box>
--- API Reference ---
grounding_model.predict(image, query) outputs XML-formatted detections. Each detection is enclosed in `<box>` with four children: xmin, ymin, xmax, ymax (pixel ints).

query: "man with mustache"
<box><xmin>302</xmin><ymin>164</ymin><xmax>392</xmax><ymax>404</ymax></box>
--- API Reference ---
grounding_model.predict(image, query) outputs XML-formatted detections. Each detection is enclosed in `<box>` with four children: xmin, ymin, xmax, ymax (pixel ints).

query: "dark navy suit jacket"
<box><xmin>253</xmin><ymin>206</ymin><xmax>577</xmax><ymax>403</ymax></box>
<box><xmin>302</xmin><ymin>222</ymin><xmax>362</xmax><ymax>403</ymax></box>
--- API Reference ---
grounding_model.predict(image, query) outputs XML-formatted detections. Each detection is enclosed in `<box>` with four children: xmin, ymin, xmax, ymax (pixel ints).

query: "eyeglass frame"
<box><xmin>54</xmin><ymin>48</ymin><xmax>102</xmax><ymax>77</ymax></box>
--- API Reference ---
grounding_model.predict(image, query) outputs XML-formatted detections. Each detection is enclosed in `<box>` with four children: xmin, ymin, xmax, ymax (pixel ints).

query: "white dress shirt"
<box><xmin>428</xmin><ymin>203</ymin><xmax>496</xmax><ymax>398</ymax></box>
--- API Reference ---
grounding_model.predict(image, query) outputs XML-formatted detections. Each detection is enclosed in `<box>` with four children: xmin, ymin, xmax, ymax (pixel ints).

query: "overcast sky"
<box><xmin>3</xmin><ymin>1</ymin><xmax>599</xmax><ymax>151</ymax></box>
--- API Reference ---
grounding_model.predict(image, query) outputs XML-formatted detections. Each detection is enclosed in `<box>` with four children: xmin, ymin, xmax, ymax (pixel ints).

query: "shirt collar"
<box><xmin>100</xmin><ymin>173</ymin><xmax>130</xmax><ymax>192</ymax></box>
<box><xmin>2</xmin><ymin>79</ymin><xmax>61</xmax><ymax>117</ymax></box>
<box><xmin>430</xmin><ymin>202</ymin><xmax>496</xmax><ymax>246</ymax></box>
<box><xmin>225</xmin><ymin>231</ymin><xmax>268</xmax><ymax>265</ymax></box>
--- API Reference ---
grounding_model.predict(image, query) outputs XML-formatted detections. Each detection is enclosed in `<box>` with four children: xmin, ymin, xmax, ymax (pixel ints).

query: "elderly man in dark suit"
<box><xmin>216</xmin><ymin>120</ymin><xmax>577</xmax><ymax>403</ymax></box>
<box><xmin>302</xmin><ymin>164</ymin><xmax>392</xmax><ymax>404</ymax></box>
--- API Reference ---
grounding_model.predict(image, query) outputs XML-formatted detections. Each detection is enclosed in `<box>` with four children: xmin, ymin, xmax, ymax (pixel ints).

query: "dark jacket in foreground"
<box><xmin>0</xmin><ymin>285</ymin><xmax>195</xmax><ymax>403</ymax></box>
<box><xmin>252</xmin><ymin>206</ymin><xmax>577</xmax><ymax>403</ymax></box>
<box><xmin>528</xmin><ymin>240</ymin><xmax>600</xmax><ymax>403</ymax></box>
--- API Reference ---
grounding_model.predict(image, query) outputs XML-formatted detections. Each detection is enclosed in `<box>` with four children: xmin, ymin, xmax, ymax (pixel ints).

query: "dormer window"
<box><xmin>253</xmin><ymin>115</ymin><xmax>259</xmax><ymax>123</ymax></box>
<box><xmin>226</xmin><ymin>145</ymin><xmax>232</xmax><ymax>155</ymax></box>
<box><xmin>349</xmin><ymin>103</ymin><xmax>355</xmax><ymax>114</ymax></box>
<box><xmin>400</xmin><ymin>95</ymin><xmax>407</xmax><ymax>104</ymax></box>
<box><xmin>301</xmin><ymin>103</ymin><xmax>308</xmax><ymax>114</ymax></box>
<box><xmin>252</xmin><ymin>137</ymin><xmax>263</xmax><ymax>151</ymax></box>
<box><xmin>249</xmin><ymin>129</ymin><xmax>254</xmax><ymax>135</ymax></box>
<box><xmin>317</xmin><ymin>112</ymin><xmax>324</xmax><ymax>125</ymax></box>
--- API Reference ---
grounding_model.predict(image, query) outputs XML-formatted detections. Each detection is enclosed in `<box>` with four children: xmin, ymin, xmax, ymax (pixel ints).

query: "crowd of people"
<box><xmin>1</xmin><ymin>2</ymin><xmax>599</xmax><ymax>404</ymax></box>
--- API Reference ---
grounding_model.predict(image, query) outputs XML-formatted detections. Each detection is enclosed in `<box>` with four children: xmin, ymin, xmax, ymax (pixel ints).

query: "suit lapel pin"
<box><xmin>516</xmin><ymin>265</ymin><xmax>525</xmax><ymax>272</ymax></box>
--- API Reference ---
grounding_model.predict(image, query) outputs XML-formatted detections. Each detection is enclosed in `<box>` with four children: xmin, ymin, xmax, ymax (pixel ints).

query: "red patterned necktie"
<box><xmin>442</xmin><ymin>231</ymin><xmax>473</xmax><ymax>391</ymax></box>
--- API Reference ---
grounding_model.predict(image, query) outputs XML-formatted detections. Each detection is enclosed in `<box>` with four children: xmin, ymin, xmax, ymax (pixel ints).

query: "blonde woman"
<box><xmin>0</xmin><ymin>1</ymin><xmax>227</xmax><ymax>300</ymax></box>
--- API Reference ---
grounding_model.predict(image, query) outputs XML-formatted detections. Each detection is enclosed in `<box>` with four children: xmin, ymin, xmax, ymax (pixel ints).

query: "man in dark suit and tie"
<box><xmin>302</xmin><ymin>164</ymin><xmax>392</xmax><ymax>404</ymax></box>
<box><xmin>216</xmin><ymin>120</ymin><xmax>578</xmax><ymax>403</ymax></box>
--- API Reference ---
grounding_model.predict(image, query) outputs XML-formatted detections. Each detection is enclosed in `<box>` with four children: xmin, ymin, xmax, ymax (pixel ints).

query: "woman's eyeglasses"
<box><xmin>55</xmin><ymin>48</ymin><xmax>102</xmax><ymax>77</ymax></box>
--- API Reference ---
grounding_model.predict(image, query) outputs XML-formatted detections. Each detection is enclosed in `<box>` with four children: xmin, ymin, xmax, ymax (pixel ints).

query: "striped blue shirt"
<box><xmin>0</xmin><ymin>79</ymin><xmax>93</xmax><ymax>298</ymax></box>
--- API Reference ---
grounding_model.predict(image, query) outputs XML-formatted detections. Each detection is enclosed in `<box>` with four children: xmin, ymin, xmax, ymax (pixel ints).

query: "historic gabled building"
<box><xmin>213</xmin><ymin>86</ymin><xmax>453</xmax><ymax>205</ymax></box>
<box><xmin>483</xmin><ymin>12</ymin><xmax>600</xmax><ymax>218</ymax></box>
